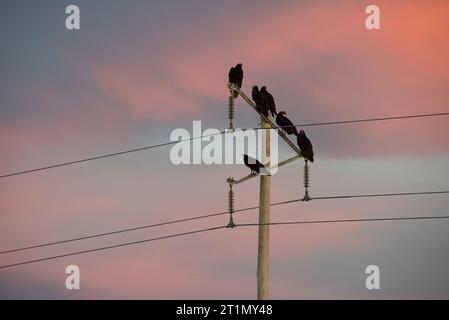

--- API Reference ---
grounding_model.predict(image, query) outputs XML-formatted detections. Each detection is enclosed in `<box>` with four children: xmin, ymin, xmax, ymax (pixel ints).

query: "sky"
<box><xmin>0</xmin><ymin>0</ymin><xmax>448</xmax><ymax>299</ymax></box>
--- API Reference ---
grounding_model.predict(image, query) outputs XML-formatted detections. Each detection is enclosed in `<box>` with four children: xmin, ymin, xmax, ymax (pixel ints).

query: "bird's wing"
<box><xmin>284</xmin><ymin>117</ymin><xmax>294</xmax><ymax>127</ymax></box>
<box><xmin>277</xmin><ymin>115</ymin><xmax>291</xmax><ymax>128</ymax></box>
<box><xmin>268</xmin><ymin>93</ymin><xmax>275</xmax><ymax>106</ymax></box>
<box><xmin>305</xmin><ymin>136</ymin><xmax>313</xmax><ymax>152</ymax></box>
<box><xmin>246</xmin><ymin>156</ymin><xmax>258</xmax><ymax>164</ymax></box>
<box><xmin>237</xmin><ymin>70</ymin><xmax>243</xmax><ymax>87</ymax></box>
<box><xmin>228</xmin><ymin>67</ymin><xmax>235</xmax><ymax>81</ymax></box>
<box><xmin>297</xmin><ymin>135</ymin><xmax>305</xmax><ymax>150</ymax></box>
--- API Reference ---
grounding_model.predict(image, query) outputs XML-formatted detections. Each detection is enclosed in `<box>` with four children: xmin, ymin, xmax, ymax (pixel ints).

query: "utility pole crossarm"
<box><xmin>227</xmin><ymin>154</ymin><xmax>301</xmax><ymax>185</ymax></box>
<box><xmin>228</xmin><ymin>173</ymin><xmax>258</xmax><ymax>185</ymax></box>
<box><xmin>228</xmin><ymin>84</ymin><xmax>304</xmax><ymax>158</ymax></box>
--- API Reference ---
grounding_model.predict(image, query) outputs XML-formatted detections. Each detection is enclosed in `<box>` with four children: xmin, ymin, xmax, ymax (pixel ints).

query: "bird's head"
<box><xmin>279</xmin><ymin>111</ymin><xmax>286</xmax><ymax>116</ymax></box>
<box><xmin>261</xmin><ymin>86</ymin><xmax>267</xmax><ymax>91</ymax></box>
<box><xmin>236</xmin><ymin>63</ymin><xmax>242</xmax><ymax>69</ymax></box>
<box><xmin>300</xmin><ymin>129</ymin><xmax>305</xmax><ymax>135</ymax></box>
<box><xmin>252</xmin><ymin>85</ymin><xmax>259</xmax><ymax>91</ymax></box>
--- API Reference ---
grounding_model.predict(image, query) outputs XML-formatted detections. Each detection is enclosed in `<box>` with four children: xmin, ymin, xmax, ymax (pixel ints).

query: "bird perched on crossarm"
<box><xmin>228</xmin><ymin>63</ymin><xmax>243</xmax><ymax>98</ymax></box>
<box><xmin>252</xmin><ymin>85</ymin><xmax>268</xmax><ymax>117</ymax></box>
<box><xmin>296</xmin><ymin>130</ymin><xmax>314</xmax><ymax>163</ymax></box>
<box><xmin>260</xmin><ymin>86</ymin><xmax>277</xmax><ymax>117</ymax></box>
<box><xmin>243</xmin><ymin>154</ymin><xmax>265</xmax><ymax>174</ymax></box>
<box><xmin>276</xmin><ymin>111</ymin><xmax>298</xmax><ymax>135</ymax></box>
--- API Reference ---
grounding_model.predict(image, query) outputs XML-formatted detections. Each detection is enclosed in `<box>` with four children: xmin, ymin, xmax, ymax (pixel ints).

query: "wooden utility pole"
<box><xmin>257</xmin><ymin>116</ymin><xmax>271</xmax><ymax>300</ymax></box>
<box><xmin>226</xmin><ymin>84</ymin><xmax>303</xmax><ymax>300</ymax></box>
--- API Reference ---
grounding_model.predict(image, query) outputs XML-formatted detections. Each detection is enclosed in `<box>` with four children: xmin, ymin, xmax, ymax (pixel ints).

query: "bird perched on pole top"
<box><xmin>276</xmin><ymin>111</ymin><xmax>298</xmax><ymax>136</ymax></box>
<box><xmin>260</xmin><ymin>86</ymin><xmax>277</xmax><ymax>117</ymax></box>
<box><xmin>252</xmin><ymin>85</ymin><xmax>269</xmax><ymax>117</ymax></box>
<box><xmin>228</xmin><ymin>63</ymin><xmax>243</xmax><ymax>98</ymax></box>
<box><xmin>243</xmin><ymin>154</ymin><xmax>265</xmax><ymax>174</ymax></box>
<box><xmin>296</xmin><ymin>130</ymin><xmax>314</xmax><ymax>163</ymax></box>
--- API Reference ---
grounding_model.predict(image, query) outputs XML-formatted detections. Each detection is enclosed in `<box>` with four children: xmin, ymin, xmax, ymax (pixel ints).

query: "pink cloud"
<box><xmin>0</xmin><ymin>84</ymin><xmax>131</xmax><ymax>170</ymax></box>
<box><xmin>0</xmin><ymin>166</ymin><xmax>376</xmax><ymax>299</ymax></box>
<box><xmin>89</xmin><ymin>1</ymin><xmax>449</xmax><ymax>157</ymax></box>
<box><xmin>93</xmin><ymin>66</ymin><xmax>202</xmax><ymax>122</ymax></box>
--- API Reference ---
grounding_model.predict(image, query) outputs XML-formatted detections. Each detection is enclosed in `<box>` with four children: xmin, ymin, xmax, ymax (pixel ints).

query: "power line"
<box><xmin>2</xmin><ymin>213</ymin><xmax>449</xmax><ymax>270</ymax></box>
<box><xmin>0</xmin><ymin>132</ymin><xmax>225</xmax><ymax>179</ymax></box>
<box><xmin>0</xmin><ymin>206</ymin><xmax>257</xmax><ymax>255</ymax></box>
<box><xmin>281</xmin><ymin>190</ymin><xmax>449</xmax><ymax>203</ymax></box>
<box><xmin>0</xmin><ymin>209</ymin><xmax>231</xmax><ymax>255</ymax></box>
<box><xmin>1</xmin><ymin>190</ymin><xmax>448</xmax><ymax>255</ymax></box>
<box><xmin>1</xmin><ymin>111</ymin><xmax>448</xmax><ymax>180</ymax></box>
<box><xmin>248</xmin><ymin>111</ymin><xmax>449</xmax><ymax>131</ymax></box>
<box><xmin>237</xmin><ymin>215</ymin><xmax>449</xmax><ymax>227</ymax></box>
<box><xmin>286</xmin><ymin>111</ymin><xmax>449</xmax><ymax>128</ymax></box>
<box><xmin>0</xmin><ymin>225</ymin><xmax>227</xmax><ymax>270</ymax></box>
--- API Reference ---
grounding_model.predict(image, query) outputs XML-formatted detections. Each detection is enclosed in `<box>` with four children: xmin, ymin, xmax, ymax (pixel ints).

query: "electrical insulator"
<box><xmin>227</xmin><ymin>179</ymin><xmax>236</xmax><ymax>228</ymax></box>
<box><xmin>302</xmin><ymin>160</ymin><xmax>311</xmax><ymax>201</ymax></box>
<box><xmin>228</xmin><ymin>94</ymin><xmax>235</xmax><ymax>131</ymax></box>
<box><xmin>304</xmin><ymin>161</ymin><xmax>310</xmax><ymax>189</ymax></box>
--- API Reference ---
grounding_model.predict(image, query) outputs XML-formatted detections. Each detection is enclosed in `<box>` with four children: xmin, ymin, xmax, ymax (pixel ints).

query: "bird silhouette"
<box><xmin>252</xmin><ymin>85</ymin><xmax>268</xmax><ymax>117</ymax></box>
<box><xmin>296</xmin><ymin>130</ymin><xmax>314</xmax><ymax>163</ymax></box>
<box><xmin>228</xmin><ymin>63</ymin><xmax>243</xmax><ymax>98</ymax></box>
<box><xmin>276</xmin><ymin>111</ymin><xmax>298</xmax><ymax>135</ymax></box>
<box><xmin>260</xmin><ymin>86</ymin><xmax>277</xmax><ymax>117</ymax></box>
<box><xmin>243</xmin><ymin>154</ymin><xmax>265</xmax><ymax>173</ymax></box>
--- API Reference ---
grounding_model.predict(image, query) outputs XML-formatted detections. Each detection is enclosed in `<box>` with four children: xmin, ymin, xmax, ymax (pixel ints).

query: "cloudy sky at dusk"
<box><xmin>1</xmin><ymin>0</ymin><xmax>448</xmax><ymax>299</ymax></box>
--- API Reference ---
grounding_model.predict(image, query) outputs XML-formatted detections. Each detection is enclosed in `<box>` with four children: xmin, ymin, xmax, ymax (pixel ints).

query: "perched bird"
<box><xmin>260</xmin><ymin>86</ymin><xmax>277</xmax><ymax>117</ymax></box>
<box><xmin>276</xmin><ymin>111</ymin><xmax>298</xmax><ymax>136</ymax></box>
<box><xmin>252</xmin><ymin>86</ymin><xmax>268</xmax><ymax>117</ymax></box>
<box><xmin>296</xmin><ymin>130</ymin><xmax>314</xmax><ymax>163</ymax></box>
<box><xmin>228</xmin><ymin>63</ymin><xmax>243</xmax><ymax>98</ymax></box>
<box><xmin>243</xmin><ymin>154</ymin><xmax>265</xmax><ymax>174</ymax></box>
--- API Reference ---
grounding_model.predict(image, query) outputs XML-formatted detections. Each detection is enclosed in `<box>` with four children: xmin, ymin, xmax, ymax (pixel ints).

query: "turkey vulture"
<box><xmin>243</xmin><ymin>154</ymin><xmax>264</xmax><ymax>173</ymax></box>
<box><xmin>260</xmin><ymin>86</ymin><xmax>277</xmax><ymax>117</ymax></box>
<box><xmin>296</xmin><ymin>130</ymin><xmax>314</xmax><ymax>163</ymax></box>
<box><xmin>276</xmin><ymin>111</ymin><xmax>298</xmax><ymax>135</ymax></box>
<box><xmin>252</xmin><ymin>86</ymin><xmax>268</xmax><ymax>117</ymax></box>
<box><xmin>228</xmin><ymin>63</ymin><xmax>243</xmax><ymax>98</ymax></box>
